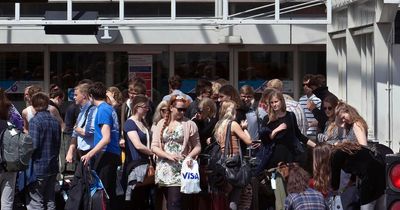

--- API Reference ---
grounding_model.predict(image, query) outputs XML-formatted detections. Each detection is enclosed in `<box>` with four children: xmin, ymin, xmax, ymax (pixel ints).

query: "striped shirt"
<box><xmin>299</xmin><ymin>94</ymin><xmax>321</xmax><ymax>137</ymax></box>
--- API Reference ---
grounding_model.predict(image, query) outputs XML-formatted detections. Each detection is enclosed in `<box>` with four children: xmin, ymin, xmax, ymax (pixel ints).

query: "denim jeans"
<box><xmin>0</xmin><ymin>171</ymin><xmax>17</xmax><ymax>210</ymax></box>
<box><xmin>26</xmin><ymin>175</ymin><xmax>57</xmax><ymax>210</ymax></box>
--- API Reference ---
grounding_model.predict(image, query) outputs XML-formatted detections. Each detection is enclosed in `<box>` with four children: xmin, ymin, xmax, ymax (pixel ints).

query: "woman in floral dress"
<box><xmin>151</xmin><ymin>95</ymin><xmax>201</xmax><ymax>210</ymax></box>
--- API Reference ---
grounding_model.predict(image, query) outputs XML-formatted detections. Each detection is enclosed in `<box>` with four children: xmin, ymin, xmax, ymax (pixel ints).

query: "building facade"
<box><xmin>327</xmin><ymin>0</ymin><xmax>400</xmax><ymax>151</ymax></box>
<box><xmin>0</xmin><ymin>0</ymin><xmax>328</xmax><ymax>109</ymax></box>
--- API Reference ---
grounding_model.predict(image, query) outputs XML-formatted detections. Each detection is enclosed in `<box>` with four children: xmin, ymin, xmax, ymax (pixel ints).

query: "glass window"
<box><xmin>50</xmin><ymin>52</ymin><xmax>106</xmax><ymax>90</ymax></box>
<box><xmin>0</xmin><ymin>3</ymin><xmax>14</xmax><ymax>17</ymax></box>
<box><xmin>174</xmin><ymin>52</ymin><xmax>229</xmax><ymax>95</ymax></box>
<box><xmin>0</xmin><ymin>52</ymin><xmax>44</xmax><ymax>110</ymax></box>
<box><xmin>238</xmin><ymin>51</ymin><xmax>293</xmax><ymax>94</ymax></box>
<box><xmin>113</xmin><ymin>52</ymin><xmax>169</xmax><ymax>105</ymax></box>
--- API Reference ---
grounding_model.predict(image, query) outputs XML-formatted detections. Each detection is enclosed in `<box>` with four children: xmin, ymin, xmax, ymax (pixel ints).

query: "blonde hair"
<box><xmin>267</xmin><ymin>90</ymin><xmax>287</xmax><ymax>123</ymax></box>
<box><xmin>152</xmin><ymin>100</ymin><xmax>169</xmax><ymax>126</ymax></box>
<box><xmin>267</xmin><ymin>79</ymin><xmax>283</xmax><ymax>91</ymax></box>
<box><xmin>198</xmin><ymin>98</ymin><xmax>217</xmax><ymax>119</ymax></box>
<box><xmin>335</xmin><ymin>101</ymin><xmax>368</xmax><ymax>135</ymax></box>
<box><xmin>214</xmin><ymin>100</ymin><xmax>236</xmax><ymax>140</ymax></box>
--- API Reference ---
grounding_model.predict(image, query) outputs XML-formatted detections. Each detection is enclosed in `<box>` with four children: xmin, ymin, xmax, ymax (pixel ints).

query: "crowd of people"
<box><xmin>0</xmin><ymin>74</ymin><xmax>389</xmax><ymax>210</ymax></box>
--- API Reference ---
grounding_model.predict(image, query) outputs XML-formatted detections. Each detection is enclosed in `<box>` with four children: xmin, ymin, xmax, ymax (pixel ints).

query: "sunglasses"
<box><xmin>302</xmin><ymin>83</ymin><xmax>308</xmax><ymax>87</ymax></box>
<box><xmin>175</xmin><ymin>107</ymin><xmax>187</xmax><ymax>112</ymax></box>
<box><xmin>138</xmin><ymin>105</ymin><xmax>150</xmax><ymax>110</ymax></box>
<box><xmin>324</xmin><ymin>106</ymin><xmax>333</xmax><ymax>111</ymax></box>
<box><xmin>160</xmin><ymin>108</ymin><xmax>168</xmax><ymax>113</ymax></box>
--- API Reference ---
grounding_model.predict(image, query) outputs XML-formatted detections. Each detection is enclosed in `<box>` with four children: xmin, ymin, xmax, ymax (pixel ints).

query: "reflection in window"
<box><xmin>113</xmin><ymin>52</ymin><xmax>169</xmax><ymax>104</ymax></box>
<box><xmin>175</xmin><ymin>52</ymin><xmax>229</xmax><ymax>95</ymax></box>
<box><xmin>50</xmin><ymin>52</ymin><xmax>106</xmax><ymax>90</ymax></box>
<box><xmin>238</xmin><ymin>51</ymin><xmax>293</xmax><ymax>92</ymax></box>
<box><xmin>0</xmin><ymin>52</ymin><xmax>44</xmax><ymax>81</ymax></box>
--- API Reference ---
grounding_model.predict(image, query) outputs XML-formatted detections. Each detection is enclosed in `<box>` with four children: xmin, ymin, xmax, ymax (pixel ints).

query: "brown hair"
<box><xmin>239</xmin><ymin>85</ymin><xmax>255</xmax><ymax>96</ymax></box>
<box><xmin>335</xmin><ymin>101</ymin><xmax>368</xmax><ymax>135</ymax></box>
<box><xmin>267</xmin><ymin>90</ymin><xmax>287</xmax><ymax>123</ymax></box>
<box><xmin>286</xmin><ymin>164</ymin><xmax>310</xmax><ymax>194</ymax></box>
<box><xmin>313</xmin><ymin>143</ymin><xmax>333</xmax><ymax>194</ymax></box>
<box><xmin>333</xmin><ymin>141</ymin><xmax>362</xmax><ymax>155</ymax></box>
<box><xmin>198</xmin><ymin>98</ymin><xmax>217</xmax><ymax>119</ymax></box>
<box><xmin>168</xmin><ymin>75</ymin><xmax>182</xmax><ymax>90</ymax></box>
<box><xmin>219</xmin><ymin>85</ymin><xmax>242</xmax><ymax>106</ymax></box>
<box><xmin>0</xmin><ymin>89</ymin><xmax>11</xmax><ymax>120</ymax></box>
<box><xmin>31</xmin><ymin>92</ymin><xmax>49</xmax><ymax>112</ymax></box>
<box><xmin>107</xmin><ymin>86</ymin><xmax>124</xmax><ymax>106</ymax></box>
<box><xmin>130</xmin><ymin>94</ymin><xmax>149</xmax><ymax>117</ymax></box>
<box><xmin>26</xmin><ymin>85</ymin><xmax>42</xmax><ymax>103</ymax></box>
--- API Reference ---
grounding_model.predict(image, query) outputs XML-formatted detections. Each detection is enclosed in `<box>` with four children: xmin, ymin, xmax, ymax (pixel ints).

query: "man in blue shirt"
<box><xmin>27</xmin><ymin>92</ymin><xmax>61</xmax><ymax>210</ymax></box>
<box><xmin>81</xmin><ymin>82</ymin><xmax>121</xmax><ymax>209</ymax></box>
<box><xmin>65</xmin><ymin>83</ymin><xmax>97</xmax><ymax>164</ymax></box>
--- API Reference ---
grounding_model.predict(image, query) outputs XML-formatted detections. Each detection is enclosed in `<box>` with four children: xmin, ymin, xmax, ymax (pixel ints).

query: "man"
<box><xmin>306</xmin><ymin>74</ymin><xmax>337</xmax><ymax>132</ymax></box>
<box><xmin>299</xmin><ymin>75</ymin><xmax>321</xmax><ymax>140</ymax></box>
<box><xmin>267</xmin><ymin>79</ymin><xmax>308</xmax><ymax>135</ymax></box>
<box><xmin>239</xmin><ymin>85</ymin><xmax>267</xmax><ymax>142</ymax></box>
<box><xmin>162</xmin><ymin>75</ymin><xmax>193</xmax><ymax>103</ymax></box>
<box><xmin>27</xmin><ymin>92</ymin><xmax>61</xmax><ymax>210</ymax></box>
<box><xmin>185</xmin><ymin>79</ymin><xmax>212</xmax><ymax>119</ymax></box>
<box><xmin>81</xmin><ymin>82</ymin><xmax>121</xmax><ymax>209</ymax></box>
<box><xmin>65</xmin><ymin>83</ymin><xmax>97</xmax><ymax>165</ymax></box>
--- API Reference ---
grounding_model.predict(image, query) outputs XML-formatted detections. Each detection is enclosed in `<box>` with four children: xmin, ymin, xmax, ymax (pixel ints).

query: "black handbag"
<box><xmin>220</xmin><ymin>121</ymin><xmax>251</xmax><ymax>187</ymax></box>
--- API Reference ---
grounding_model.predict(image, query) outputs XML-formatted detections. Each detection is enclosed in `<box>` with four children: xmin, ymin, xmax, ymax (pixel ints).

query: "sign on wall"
<box><xmin>128</xmin><ymin>55</ymin><xmax>153</xmax><ymax>98</ymax></box>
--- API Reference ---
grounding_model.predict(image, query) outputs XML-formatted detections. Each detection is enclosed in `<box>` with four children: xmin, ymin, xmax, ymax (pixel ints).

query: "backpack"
<box><xmin>0</xmin><ymin>122</ymin><xmax>34</xmax><ymax>172</ymax></box>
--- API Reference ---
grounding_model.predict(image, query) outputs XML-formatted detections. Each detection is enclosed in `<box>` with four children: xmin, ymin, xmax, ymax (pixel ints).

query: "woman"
<box><xmin>107</xmin><ymin>86</ymin><xmax>124</xmax><ymax>123</ymax></box>
<box><xmin>314</xmin><ymin>142</ymin><xmax>386</xmax><ymax>210</ymax></box>
<box><xmin>21</xmin><ymin>85</ymin><xmax>64</xmax><ymax>133</ymax></box>
<box><xmin>151</xmin><ymin>95</ymin><xmax>201</xmax><ymax>210</ymax></box>
<box><xmin>264</xmin><ymin>90</ymin><xmax>316</xmax><ymax>169</ymax></box>
<box><xmin>312</xmin><ymin>143</ymin><xmax>333</xmax><ymax>197</ymax></box>
<box><xmin>192</xmin><ymin>98</ymin><xmax>218</xmax><ymax>151</ymax></box>
<box><xmin>284</xmin><ymin>164</ymin><xmax>326</xmax><ymax>210</ymax></box>
<box><xmin>123</xmin><ymin>94</ymin><xmax>154</xmax><ymax>209</ymax></box>
<box><xmin>218</xmin><ymin>84</ymin><xmax>246</xmax><ymax>123</ymax></box>
<box><xmin>335</xmin><ymin>101</ymin><xmax>368</xmax><ymax>145</ymax></box>
<box><xmin>316</xmin><ymin>94</ymin><xmax>340</xmax><ymax>144</ymax></box>
<box><xmin>214</xmin><ymin>100</ymin><xmax>252</xmax><ymax>210</ymax></box>
<box><xmin>151</xmin><ymin>100</ymin><xmax>169</xmax><ymax>133</ymax></box>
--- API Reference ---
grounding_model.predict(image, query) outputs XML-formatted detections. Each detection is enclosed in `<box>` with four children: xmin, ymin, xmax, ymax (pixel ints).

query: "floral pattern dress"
<box><xmin>155</xmin><ymin>124</ymin><xmax>184</xmax><ymax>187</ymax></box>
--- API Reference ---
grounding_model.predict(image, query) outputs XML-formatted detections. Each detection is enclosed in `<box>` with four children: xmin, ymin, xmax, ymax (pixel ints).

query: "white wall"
<box><xmin>0</xmin><ymin>24</ymin><xmax>326</xmax><ymax>45</ymax></box>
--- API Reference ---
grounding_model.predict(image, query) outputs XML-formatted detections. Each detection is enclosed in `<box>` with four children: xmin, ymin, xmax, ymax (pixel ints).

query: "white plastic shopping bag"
<box><xmin>327</xmin><ymin>195</ymin><xmax>343</xmax><ymax>210</ymax></box>
<box><xmin>180</xmin><ymin>158</ymin><xmax>201</xmax><ymax>194</ymax></box>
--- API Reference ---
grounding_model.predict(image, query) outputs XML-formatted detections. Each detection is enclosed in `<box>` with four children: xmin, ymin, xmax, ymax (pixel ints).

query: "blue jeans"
<box><xmin>26</xmin><ymin>175</ymin><xmax>57</xmax><ymax>210</ymax></box>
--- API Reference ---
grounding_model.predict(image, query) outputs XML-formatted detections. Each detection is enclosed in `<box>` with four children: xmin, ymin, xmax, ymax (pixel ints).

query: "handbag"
<box><xmin>137</xmin><ymin>128</ymin><xmax>155</xmax><ymax>187</ymax></box>
<box><xmin>220</xmin><ymin>121</ymin><xmax>251</xmax><ymax>187</ymax></box>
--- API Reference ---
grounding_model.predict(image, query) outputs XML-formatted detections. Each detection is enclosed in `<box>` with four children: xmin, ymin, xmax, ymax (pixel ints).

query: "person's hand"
<box><xmin>119</xmin><ymin>138</ymin><xmax>125</xmax><ymax>148</ymax></box>
<box><xmin>81</xmin><ymin>152</ymin><xmax>93</xmax><ymax>166</ymax></box>
<box><xmin>74</xmin><ymin>127</ymin><xmax>85</xmax><ymax>136</ymax></box>
<box><xmin>191</xmin><ymin>113</ymin><xmax>201</xmax><ymax>121</ymax></box>
<box><xmin>206</xmin><ymin>137</ymin><xmax>212</xmax><ymax>145</ymax></box>
<box><xmin>167</xmin><ymin>154</ymin><xmax>183</xmax><ymax>162</ymax></box>
<box><xmin>65</xmin><ymin>151</ymin><xmax>74</xmax><ymax>163</ymax></box>
<box><xmin>276</xmin><ymin>123</ymin><xmax>287</xmax><ymax>132</ymax></box>
<box><xmin>240</xmin><ymin>120</ymin><xmax>248</xmax><ymax>130</ymax></box>
<box><xmin>185</xmin><ymin>158</ymin><xmax>193</xmax><ymax>168</ymax></box>
<box><xmin>306</xmin><ymin>100</ymin><xmax>316</xmax><ymax>111</ymax></box>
